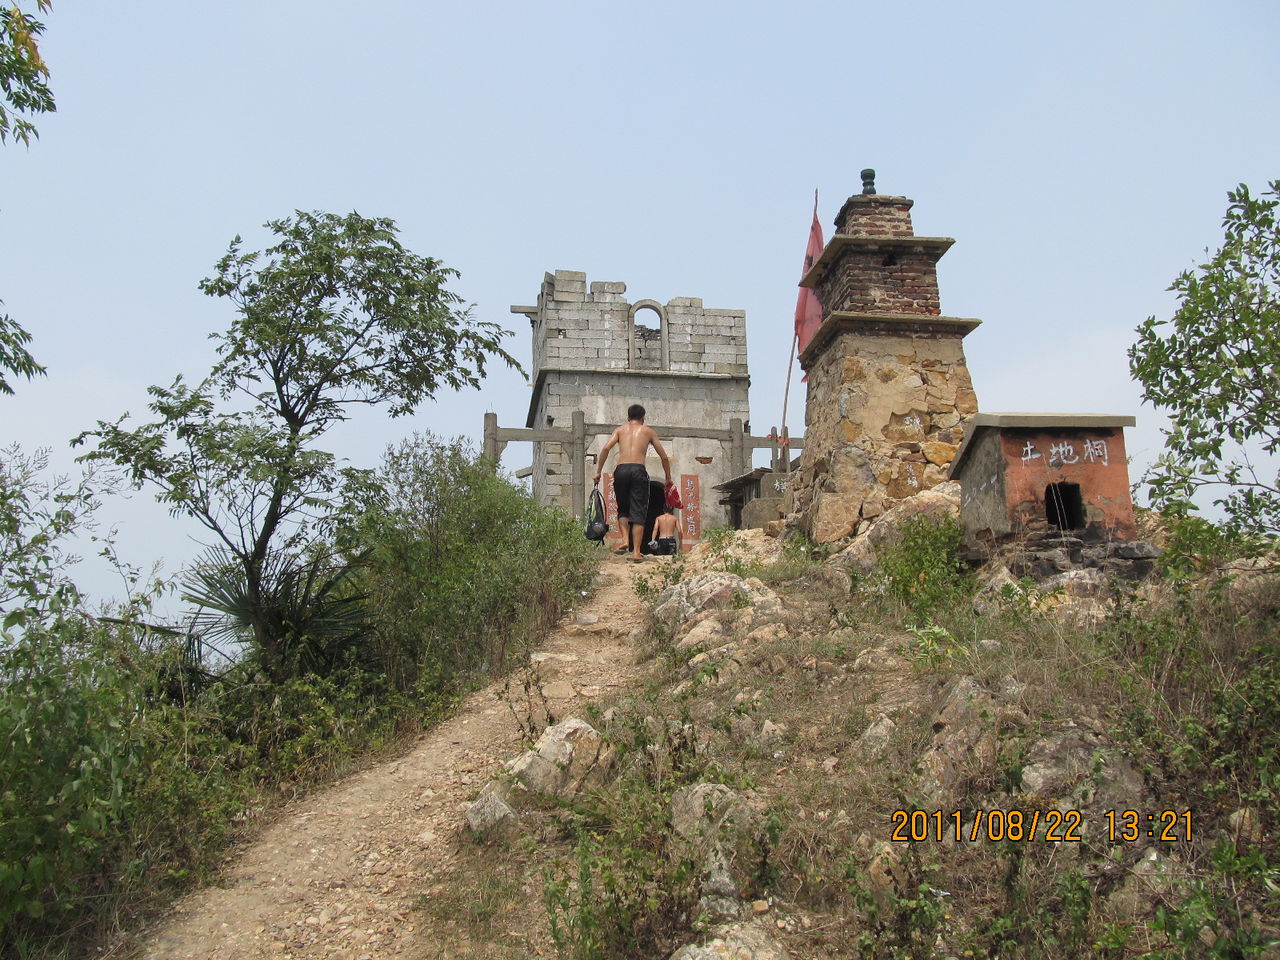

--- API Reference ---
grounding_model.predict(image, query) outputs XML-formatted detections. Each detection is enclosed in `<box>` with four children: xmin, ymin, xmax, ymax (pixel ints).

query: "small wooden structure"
<box><xmin>713</xmin><ymin>461</ymin><xmax>800</xmax><ymax>530</ymax></box>
<box><xmin>949</xmin><ymin>413</ymin><xmax>1137</xmax><ymax>544</ymax></box>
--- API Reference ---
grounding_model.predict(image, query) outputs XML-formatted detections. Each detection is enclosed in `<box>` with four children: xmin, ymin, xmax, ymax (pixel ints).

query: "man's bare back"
<box><xmin>611</xmin><ymin>421</ymin><xmax>662</xmax><ymax>464</ymax></box>
<box><xmin>593</xmin><ymin>405</ymin><xmax>672</xmax><ymax>561</ymax></box>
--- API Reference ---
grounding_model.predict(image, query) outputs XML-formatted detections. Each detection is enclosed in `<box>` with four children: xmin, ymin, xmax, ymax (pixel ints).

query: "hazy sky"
<box><xmin>2</xmin><ymin>0</ymin><xmax>1277</xmax><ymax>607</ymax></box>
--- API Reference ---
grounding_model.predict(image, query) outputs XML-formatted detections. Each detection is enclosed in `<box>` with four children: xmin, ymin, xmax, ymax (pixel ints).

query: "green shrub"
<box><xmin>0</xmin><ymin>624</ymin><xmax>148</xmax><ymax>936</ymax></box>
<box><xmin>0</xmin><ymin>432</ymin><xmax>598</xmax><ymax>956</ymax></box>
<box><xmin>875</xmin><ymin>514</ymin><xmax>971</xmax><ymax>622</ymax></box>
<box><xmin>544</xmin><ymin>706</ymin><xmax>706</xmax><ymax>960</ymax></box>
<box><xmin>0</xmin><ymin>619</ymin><xmax>258</xmax><ymax>951</ymax></box>
<box><xmin>354</xmin><ymin>434</ymin><xmax>596</xmax><ymax>689</ymax></box>
<box><xmin>545</xmin><ymin>787</ymin><xmax>700</xmax><ymax>960</ymax></box>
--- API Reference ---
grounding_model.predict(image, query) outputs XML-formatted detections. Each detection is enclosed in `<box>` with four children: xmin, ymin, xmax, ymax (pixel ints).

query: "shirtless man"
<box><xmin>649</xmin><ymin>505</ymin><xmax>680</xmax><ymax>556</ymax></box>
<box><xmin>593</xmin><ymin>404</ymin><xmax>672</xmax><ymax>562</ymax></box>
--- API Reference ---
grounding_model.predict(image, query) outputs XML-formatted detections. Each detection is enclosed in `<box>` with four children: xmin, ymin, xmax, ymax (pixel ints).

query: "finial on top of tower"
<box><xmin>860</xmin><ymin>169</ymin><xmax>876</xmax><ymax>195</ymax></box>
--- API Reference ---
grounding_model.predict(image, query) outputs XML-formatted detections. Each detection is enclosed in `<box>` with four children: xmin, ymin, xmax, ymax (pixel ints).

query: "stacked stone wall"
<box><xmin>794</xmin><ymin>331</ymin><xmax>978</xmax><ymax>543</ymax></box>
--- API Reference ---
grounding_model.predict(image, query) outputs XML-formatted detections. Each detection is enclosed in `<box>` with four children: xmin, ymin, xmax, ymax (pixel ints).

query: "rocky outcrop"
<box><xmin>680</xmin><ymin>529</ymin><xmax>786</xmax><ymax>577</ymax></box>
<box><xmin>653</xmin><ymin>573</ymin><xmax>783</xmax><ymax>632</ymax></box>
<box><xmin>669</xmin><ymin>921</ymin><xmax>792</xmax><ymax>960</ymax></box>
<box><xmin>465</xmin><ymin>717</ymin><xmax>614</xmax><ymax>838</ymax></box>
<box><xmin>506</xmin><ymin>716</ymin><xmax>613</xmax><ymax>799</ymax></box>
<box><xmin>829</xmin><ymin>481</ymin><xmax>961</xmax><ymax>575</ymax></box>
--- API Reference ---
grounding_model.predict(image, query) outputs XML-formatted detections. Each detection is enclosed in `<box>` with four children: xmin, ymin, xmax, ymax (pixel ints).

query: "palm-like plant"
<box><xmin>182</xmin><ymin>547</ymin><xmax>368</xmax><ymax>677</ymax></box>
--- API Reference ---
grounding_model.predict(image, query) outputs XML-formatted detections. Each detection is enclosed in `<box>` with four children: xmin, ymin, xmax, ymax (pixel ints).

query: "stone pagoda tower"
<box><xmin>790</xmin><ymin>171</ymin><xmax>981</xmax><ymax>542</ymax></box>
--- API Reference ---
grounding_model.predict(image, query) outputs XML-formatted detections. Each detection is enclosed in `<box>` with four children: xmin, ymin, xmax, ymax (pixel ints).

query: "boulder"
<box><xmin>506</xmin><ymin>717</ymin><xmax>613</xmax><ymax>800</ymax></box>
<box><xmin>675</xmin><ymin>617</ymin><xmax>728</xmax><ymax>652</ymax></box>
<box><xmin>918</xmin><ymin>676</ymin><xmax>998</xmax><ymax>802</ymax></box>
<box><xmin>859</xmin><ymin>715</ymin><xmax>897</xmax><ymax>757</ymax></box>
<box><xmin>671</xmin><ymin>783</ymin><xmax>749</xmax><ymax>843</ymax></box>
<box><xmin>696</xmin><ymin>849</ymin><xmax>743</xmax><ymax>923</ymax></box>
<box><xmin>806</xmin><ymin>492</ymin><xmax>859</xmax><ymax>544</ymax></box>
<box><xmin>681</xmin><ymin>529</ymin><xmax>786</xmax><ymax>577</ymax></box>
<box><xmin>831</xmin><ymin>483</ymin><xmax>961</xmax><ymax>576</ymax></box>
<box><xmin>669</xmin><ymin>921</ymin><xmax>792</xmax><ymax>960</ymax></box>
<box><xmin>866</xmin><ymin>840</ymin><xmax>911</xmax><ymax>910</ymax></box>
<box><xmin>1103</xmin><ymin>846</ymin><xmax>1187</xmax><ymax>919</ymax></box>
<box><xmin>464</xmin><ymin>791</ymin><xmax>518</xmax><ymax>839</ymax></box>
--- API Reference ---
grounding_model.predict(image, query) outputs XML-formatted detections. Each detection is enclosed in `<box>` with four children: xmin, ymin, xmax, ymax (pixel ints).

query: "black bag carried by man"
<box><xmin>583</xmin><ymin>483</ymin><xmax>609</xmax><ymax>542</ymax></box>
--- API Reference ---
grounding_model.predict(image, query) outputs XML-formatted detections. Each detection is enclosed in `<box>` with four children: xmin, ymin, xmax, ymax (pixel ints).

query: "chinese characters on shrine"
<box><xmin>1020</xmin><ymin>438</ymin><xmax>1109</xmax><ymax>467</ymax></box>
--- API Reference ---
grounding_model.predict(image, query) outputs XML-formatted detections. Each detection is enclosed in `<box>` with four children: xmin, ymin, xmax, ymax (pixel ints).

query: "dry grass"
<box><xmin>420</xmin><ymin>547</ymin><xmax>1280</xmax><ymax>959</ymax></box>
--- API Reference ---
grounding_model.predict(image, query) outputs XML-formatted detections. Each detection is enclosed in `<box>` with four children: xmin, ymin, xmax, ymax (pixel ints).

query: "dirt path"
<box><xmin>138</xmin><ymin>555</ymin><xmax>650</xmax><ymax>960</ymax></box>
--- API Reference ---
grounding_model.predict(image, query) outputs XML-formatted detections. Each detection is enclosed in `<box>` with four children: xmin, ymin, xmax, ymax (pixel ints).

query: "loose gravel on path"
<box><xmin>138</xmin><ymin>555</ymin><xmax>650</xmax><ymax>960</ymax></box>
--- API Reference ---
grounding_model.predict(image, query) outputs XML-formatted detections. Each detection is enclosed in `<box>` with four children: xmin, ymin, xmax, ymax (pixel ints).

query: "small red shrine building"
<box><xmin>949</xmin><ymin>413</ymin><xmax>1138</xmax><ymax>545</ymax></box>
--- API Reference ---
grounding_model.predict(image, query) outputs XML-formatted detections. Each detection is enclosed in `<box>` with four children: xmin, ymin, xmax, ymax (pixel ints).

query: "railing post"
<box><xmin>729</xmin><ymin>418</ymin><xmax>745</xmax><ymax>478</ymax></box>
<box><xmin>571</xmin><ymin>410</ymin><xmax>586</xmax><ymax>515</ymax></box>
<box><xmin>483</xmin><ymin>412</ymin><xmax>499</xmax><ymax>469</ymax></box>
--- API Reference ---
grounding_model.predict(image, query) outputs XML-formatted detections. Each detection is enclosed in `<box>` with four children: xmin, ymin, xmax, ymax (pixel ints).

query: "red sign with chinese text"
<box><xmin>600</xmin><ymin>472</ymin><xmax>702</xmax><ymax>546</ymax></box>
<box><xmin>681</xmin><ymin>474</ymin><xmax>701</xmax><ymax>542</ymax></box>
<box><xmin>602</xmin><ymin>473</ymin><xmax>623</xmax><ymax>548</ymax></box>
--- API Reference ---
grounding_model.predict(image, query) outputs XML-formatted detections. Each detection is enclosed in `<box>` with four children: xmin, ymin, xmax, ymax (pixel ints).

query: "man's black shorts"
<box><xmin>613</xmin><ymin>463</ymin><xmax>650</xmax><ymax>525</ymax></box>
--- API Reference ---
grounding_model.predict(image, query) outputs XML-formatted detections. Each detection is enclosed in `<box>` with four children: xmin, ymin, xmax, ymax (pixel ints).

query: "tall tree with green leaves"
<box><xmin>78</xmin><ymin>211</ymin><xmax>520</xmax><ymax>679</ymax></box>
<box><xmin>0</xmin><ymin>0</ymin><xmax>52</xmax><ymax>146</ymax></box>
<box><xmin>0</xmin><ymin>313</ymin><xmax>43</xmax><ymax>394</ymax></box>
<box><xmin>0</xmin><ymin>1</ymin><xmax>54</xmax><ymax>393</ymax></box>
<box><xmin>1128</xmin><ymin>180</ymin><xmax>1280</xmax><ymax>563</ymax></box>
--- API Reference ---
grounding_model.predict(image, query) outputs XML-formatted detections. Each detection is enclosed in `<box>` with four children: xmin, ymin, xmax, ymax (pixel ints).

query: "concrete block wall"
<box><xmin>520</xmin><ymin>270</ymin><xmax>752</xmax><ymax>526</ymax></box>
<box><xmin>666</xmin><ymin>299</ymin><xmax>748</xmax><ymax>376</ymax></box>
<box><xmin>528</xmin><ymin>271</ymin><xmax>748</xmax><ymax>380</ymax></box>
<box><xmin>532</xmin><ymin>271</ymin><xmax>632</xmax><ymax>374</ymax></box>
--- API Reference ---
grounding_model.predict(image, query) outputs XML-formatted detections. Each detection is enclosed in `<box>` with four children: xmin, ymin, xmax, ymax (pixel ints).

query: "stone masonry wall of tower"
<box><xmin>790</xmin><ymin>186</ymin><xmax>981</xmax><ymax>543</ymax></box>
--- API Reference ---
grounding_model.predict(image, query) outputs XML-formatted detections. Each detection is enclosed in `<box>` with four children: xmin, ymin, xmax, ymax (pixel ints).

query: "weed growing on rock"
<box><xmin>875</xmin><ymin>514</ymin><xmax>972</xmax><ymax>623</ymax></box>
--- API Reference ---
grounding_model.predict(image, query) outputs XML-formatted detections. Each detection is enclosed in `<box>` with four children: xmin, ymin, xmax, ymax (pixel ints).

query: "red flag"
<box><xmin>794</xmin><ymin>198</ymin><xmax>825</xmax><ymax>355</ymax></box>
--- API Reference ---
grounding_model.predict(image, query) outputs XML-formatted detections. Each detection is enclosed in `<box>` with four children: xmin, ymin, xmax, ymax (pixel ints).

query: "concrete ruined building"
<box><xmin>789</xmin><ymin>174</ymin><xmax>981</xmax><ymax>543</ymax></box>
<box><xmin>506</xmin><ymin>270</ymin><xmax>753</xmax><ymax>540</ymax></box>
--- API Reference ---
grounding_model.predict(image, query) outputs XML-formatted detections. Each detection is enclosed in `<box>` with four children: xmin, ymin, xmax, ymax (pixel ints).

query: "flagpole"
<box><xmin>781</xmin><ymin>189</ymin><xmax>820</xmax><ymax>476</ymax></box>
<box><xmin>780</xmin><ymin>332</ymin><xmax>797</xmax><ymax>474</ymax></box>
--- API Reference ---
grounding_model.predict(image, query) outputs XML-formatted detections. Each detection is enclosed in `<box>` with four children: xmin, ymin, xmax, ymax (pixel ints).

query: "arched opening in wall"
<box><xmin>1045</xmin><ymin>482</ymin><xmax>1085</xmax><ymax>530</ymax></box>
<box><xmin>628</xmin><ymin>300</ymin><xmax>667</xmax><ymax>370</ymax></box>
<box><xmin>634</xmin><ymin>304</ymin><xmax>662</xmax><ymax>343</ymax></box>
